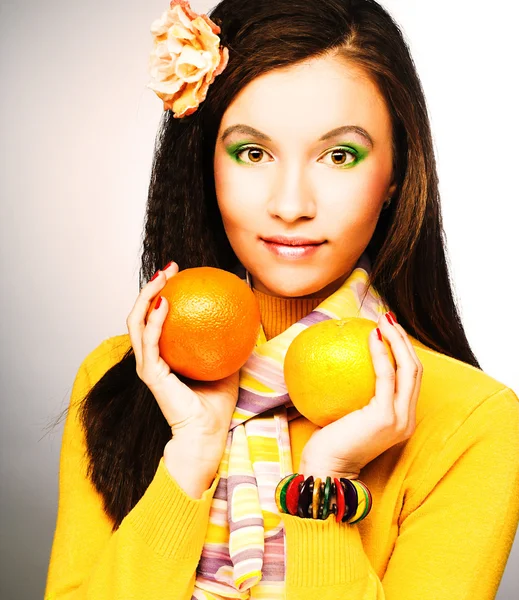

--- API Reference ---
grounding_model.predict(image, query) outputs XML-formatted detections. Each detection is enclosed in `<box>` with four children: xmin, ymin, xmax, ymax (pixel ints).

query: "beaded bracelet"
<box><xmin>275</xmin><ymin>474</ymin><xmax>372</xmax><ymax>523</ymax></box>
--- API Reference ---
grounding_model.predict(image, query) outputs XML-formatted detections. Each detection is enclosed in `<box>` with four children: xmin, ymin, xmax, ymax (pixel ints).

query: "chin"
<box><xmin>258</xmin><ymin>271</ymin><xmax>330</xmax><ymax>298</ymax></box>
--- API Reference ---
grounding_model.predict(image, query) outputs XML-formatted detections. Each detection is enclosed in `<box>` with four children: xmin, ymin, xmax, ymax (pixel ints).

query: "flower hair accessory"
<box><xmin>147</xmin><ymin>0</ymin><xmax>229</xmax><ymax>118</ymax></box>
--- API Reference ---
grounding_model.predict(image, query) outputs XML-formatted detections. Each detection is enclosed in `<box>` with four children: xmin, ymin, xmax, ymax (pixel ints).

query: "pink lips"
<box><xmin>261</xmin><ymin>236</ymin><xmax>325</xmax><ymax>259</ymax></box>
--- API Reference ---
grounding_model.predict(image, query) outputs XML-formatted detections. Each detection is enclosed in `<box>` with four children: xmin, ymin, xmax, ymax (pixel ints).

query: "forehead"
<box><xmin>219</xmin><ymin>53</ymin><xmax>392</xmax><ymax>143</ymax></box>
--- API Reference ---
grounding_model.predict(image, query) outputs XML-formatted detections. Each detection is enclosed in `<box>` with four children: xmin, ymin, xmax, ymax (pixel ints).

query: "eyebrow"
<box><xmin>220</xmin><ymin>124</ymin><xmax>374</xmax><ymax>148</ymax></box>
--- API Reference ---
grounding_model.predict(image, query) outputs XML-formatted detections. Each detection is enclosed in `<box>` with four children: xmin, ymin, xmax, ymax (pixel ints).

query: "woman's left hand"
<box><xmin>299</xmin><ymin>311</ymin><xmax>423</xmax><ymax>479</ymax></box>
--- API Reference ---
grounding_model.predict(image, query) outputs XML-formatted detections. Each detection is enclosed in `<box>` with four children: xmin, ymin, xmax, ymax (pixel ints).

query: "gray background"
<box><xmin>1</xmin><ymin>0</ymin><xmax>518</xmax><ymax>598</ymax></box>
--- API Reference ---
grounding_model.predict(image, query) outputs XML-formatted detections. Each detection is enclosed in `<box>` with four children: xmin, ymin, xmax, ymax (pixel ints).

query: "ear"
<box><xmin>387</xmin><ymin>181</ymin><xmax>397</xmax><ymax>198</ymax></box>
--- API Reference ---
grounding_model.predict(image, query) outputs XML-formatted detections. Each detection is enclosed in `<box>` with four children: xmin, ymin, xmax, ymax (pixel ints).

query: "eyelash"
<box><xmin>232</xmin><ymin>145</ymin><xmax>360</xmax><ymax>167</ymax></box>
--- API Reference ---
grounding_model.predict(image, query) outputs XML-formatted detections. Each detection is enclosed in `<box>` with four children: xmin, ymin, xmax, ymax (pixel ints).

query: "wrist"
<box><xmin>163</xmin><ymin>436</ymin><xmax>223</xmax><ymax>498</ymax></box>
<box><xmin>299</xmin><ymin>454</ymin><xmax>359</xmax><ymax>480</ymax></box>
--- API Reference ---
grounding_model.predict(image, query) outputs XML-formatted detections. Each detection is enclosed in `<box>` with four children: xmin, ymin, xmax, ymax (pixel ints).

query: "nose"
<box><xmin>266</xmin><ymin>164</ymin><xmax>317</xmax><ymax>223</ymax></box>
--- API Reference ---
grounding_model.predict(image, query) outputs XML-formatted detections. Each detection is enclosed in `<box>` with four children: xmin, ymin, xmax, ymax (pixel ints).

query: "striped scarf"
<box><xmin>191</xmin><ymin>253</ymin><xmax>388</xmax><ymax>599</ymax></box>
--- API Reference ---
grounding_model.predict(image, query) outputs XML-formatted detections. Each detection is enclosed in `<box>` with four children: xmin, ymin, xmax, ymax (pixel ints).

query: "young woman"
<box><xmin>45</xmin><ymin>1</ymin><xmax>519</xmax><ymax>598</ymax></box>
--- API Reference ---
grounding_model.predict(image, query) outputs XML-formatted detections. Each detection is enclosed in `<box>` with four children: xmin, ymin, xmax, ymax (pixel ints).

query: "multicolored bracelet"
<box><xmin>275</xmin><ymin>474</ymin><xmax>372</xmax><ymax>524</ymax></box>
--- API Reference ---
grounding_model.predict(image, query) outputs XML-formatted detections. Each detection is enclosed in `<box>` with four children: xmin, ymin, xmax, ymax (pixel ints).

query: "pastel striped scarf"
<box><xmin>191</xmin><ymin>253</ymin><xmax>388</xmax><ymax>599</ymax></box>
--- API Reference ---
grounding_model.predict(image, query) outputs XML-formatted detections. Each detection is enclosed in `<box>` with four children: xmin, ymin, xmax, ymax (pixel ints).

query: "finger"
<box><xmin>126</xmin><ymin>262</ymin><xmax>178</xmax><ymax>367</ymax></box>
<box><xmin>126</xmin><ymin>270</ymin><xmax>166</xmax><ymax>367</ymax></box>
<box><xmin>392</xmin><ymin>322</ymin><xmax>422</xmax><ymax>432</ymax></box>
<box><xmin>141</xmin><ymin>294</ymin><xmax>172</xmax><ymax>383</ymax></box>
<box><xmin>378</xmin><ymin>313</ymin><xmax>419</xmax><ymax>412</ymax></box>
<box><xmin>368</xmin><ymin>327</ymin><xmax>396</xmax><ymax>418</ymax></box>
<box><xmin>393</xmin><ymin>320</ymin><xmax>421</xmax><ymax>370</ymax></box>
<box><xmin>380</xmin><ymin>315</ymin><xmax>421</xmax><ymax>432</ymax></box>
<box><xmin>405</xmin><ymin>362</ymin><xmax>422</xmax><ymax>435</ymax></box>
<box><xmin>143</xmin><ymin>262</ymin><xmax>180</xmax><ymax>326</ymax></box>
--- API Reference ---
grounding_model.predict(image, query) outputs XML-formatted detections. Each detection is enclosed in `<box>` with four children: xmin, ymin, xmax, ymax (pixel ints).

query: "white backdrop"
<box><xmin>0</xmin><ymin>0</ymin><xmax>517</xmax><ymax>598</ymax></box>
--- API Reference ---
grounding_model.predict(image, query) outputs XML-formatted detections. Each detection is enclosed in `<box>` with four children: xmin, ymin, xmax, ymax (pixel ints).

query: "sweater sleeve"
<box><xmin>44</xmin><ymin>346</ymin><xmax>219</xmax><ymax>600</ymax></box>
<box><xmin>279</xmin><ymin>386</ymin><xmax>519</xmax><ymax>599</ymax></box>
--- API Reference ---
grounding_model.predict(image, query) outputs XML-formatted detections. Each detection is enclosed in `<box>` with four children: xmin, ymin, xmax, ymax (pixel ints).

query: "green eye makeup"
<box><xmin>329</xmin><ymin>143</ymin><xmax>369</xmax><ymax>168</ymax></box>
<box><xmin>225</xmin><ymin>141</ymin><xmax>257</xmax><ymax>165</ymax></box>
<box><xmin>224</xmin><ymin>140</ymin><xmax>370</xmax><ymax>168</ymax></box>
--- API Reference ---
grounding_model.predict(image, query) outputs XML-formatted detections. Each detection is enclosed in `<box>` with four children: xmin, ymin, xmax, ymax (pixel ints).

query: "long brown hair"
<box><xmin>51</xmin><ymin>0</ymin><xmax>480</xmax><ymax>531</ymax></box>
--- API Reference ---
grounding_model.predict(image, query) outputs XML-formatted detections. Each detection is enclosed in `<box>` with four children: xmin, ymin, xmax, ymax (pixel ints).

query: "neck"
<box><xmin>252</xmin><ymin>287</ymin><xmax>326</xmax><ymax>340</ymax></box>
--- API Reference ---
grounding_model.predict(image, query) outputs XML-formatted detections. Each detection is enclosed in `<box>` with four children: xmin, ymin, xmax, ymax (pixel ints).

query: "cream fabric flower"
<box><xmin>147</xmin><ymin>0</ymin><xmax>229</xmax><ymax>118</ymax></box>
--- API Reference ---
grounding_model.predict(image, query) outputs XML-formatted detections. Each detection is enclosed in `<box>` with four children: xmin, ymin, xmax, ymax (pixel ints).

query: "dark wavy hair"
<box><xmin>51</xmin><ymin>0</ymin><xmax>480</xmax><ymax>531</ymax></box>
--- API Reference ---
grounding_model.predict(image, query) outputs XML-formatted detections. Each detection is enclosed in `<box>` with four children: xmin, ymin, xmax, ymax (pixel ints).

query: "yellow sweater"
<box><xmin>45</xmin><ymin>292</ymin><xmax>519</xmax><ymax>599</ymax></box>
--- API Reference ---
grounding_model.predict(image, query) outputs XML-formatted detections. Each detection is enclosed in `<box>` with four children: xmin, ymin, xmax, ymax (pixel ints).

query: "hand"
<box><xmin>299</xmin><ymin>312</ymin><xmax>422</xmax><ymax>479</ymax></box>
<box><xmin>126</xmin><ymin>261</ymin><xmax>240</xmax><ymax>473</ymax></box>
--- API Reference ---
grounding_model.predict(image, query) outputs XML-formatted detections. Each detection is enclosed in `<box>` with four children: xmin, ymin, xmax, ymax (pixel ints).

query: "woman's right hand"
<box><xmin>126</xmin><ymin>261</ymin><xmax>240</xmax><ymax>490</ymax></box>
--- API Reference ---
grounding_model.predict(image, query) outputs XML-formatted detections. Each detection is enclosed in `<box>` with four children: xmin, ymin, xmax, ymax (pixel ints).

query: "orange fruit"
<box><xmin>284</xmin><ymin>317</ymin><xmax>396</xmax><ymax>427</ymax></box>
<box><xmin>146</xmin><ymin>266</ymin><xmax>261</xmax><ymax>381</ymax></box>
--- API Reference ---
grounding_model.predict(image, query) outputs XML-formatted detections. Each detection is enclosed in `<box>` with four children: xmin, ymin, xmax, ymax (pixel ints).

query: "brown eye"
<box><xmin>247</xmin><ymin>148</ymin><xmax>264</xmax><ymax>162</ymax></box>
<box><xmin>236</xmin><ymin>146</ymin><xmax>268</xmax><ymax>163</ymax></box>
<box><xmin>329</xmin><ymin>149</ymin><xmax>355</xmax><ymax>166</ymax></box>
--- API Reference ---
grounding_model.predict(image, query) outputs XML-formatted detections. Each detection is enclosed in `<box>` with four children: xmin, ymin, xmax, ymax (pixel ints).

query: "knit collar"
<box><xmin>252</xmin><ymin>287</ymin><xmax>326</xmax><ymax>340</ymax></box>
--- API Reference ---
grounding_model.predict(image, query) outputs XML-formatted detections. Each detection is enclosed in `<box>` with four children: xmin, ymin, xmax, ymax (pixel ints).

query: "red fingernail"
<box><xmin>163</xmin><ymin>261</ymin><xmax>173</xmax><ymax>270</ymax></box>
<box><xmin>154</xmin><ymin>296</ymin><xmax>162</xmax><ymax>310</ymax></box>
<box><xmin>150</xmin><ymin>270</ymin><xmax>161</xmax><ymax>282</ymax></box>
<box><xmin>389</xmin><ymin>311</ymin><xmax>397</xmax><ymax>323</ymax></box>
<box><xmin>376</xmin><ymin>327</ymin><xmax>383</xmax><ymax>341</ymax></box>
<box><xmin>385</xmin><ymin>312</ymin><xmax>395</xmax><ymax>325</ymax></box>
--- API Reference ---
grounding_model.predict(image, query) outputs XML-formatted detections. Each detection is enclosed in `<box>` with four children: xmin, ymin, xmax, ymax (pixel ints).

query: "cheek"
<box><xmin>325</xmin><ymin>170</ymin><xmax>388</xmax><ymax>229</ymax></box>
<box><xmin>214</xmin><ymin>153</ymin><xmax>238</xmax><ymax>228</ymax></box>
<box><xmin>218</xmin><ymin>199</ymin><xmax>250</xmax><ymax>233</ymax></box>
<box><xmin>213</xmin><ymin>169</ymin><xmax>249</xmax><ymax>241</ymax></box>
<box><xmin>214</xmin><ymin>153</ymin><xmax>265</xmax><ymax>229</ymax></box>
<box><xmin>362</xmin><ymin>161</ymin><xmax>393</xmax><ymax>203</ymax></box>
<box><xmin>213</xmin><ymin>151</ymin><xmax>228</xmax><ymax>211</ymax></box>
<box><xmin>318</xmin><ymin>162</ymin><xmax>391</xmax><ymax>248</ymax></box>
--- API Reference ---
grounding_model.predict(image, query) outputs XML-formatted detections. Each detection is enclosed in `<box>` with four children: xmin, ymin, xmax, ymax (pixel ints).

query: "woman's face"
<box><xmin>213</xmin><ymin>53</ymin><xmax>396</xmax><ymax>298</ymax></box>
